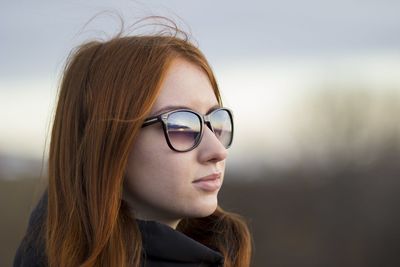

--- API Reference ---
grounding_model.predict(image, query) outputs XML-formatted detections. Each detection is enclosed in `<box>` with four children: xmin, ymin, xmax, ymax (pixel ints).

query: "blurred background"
<box><xmin>1</xmin><ymin>1</ymin><xmax>400</xmax><ymax>266</ymax></box>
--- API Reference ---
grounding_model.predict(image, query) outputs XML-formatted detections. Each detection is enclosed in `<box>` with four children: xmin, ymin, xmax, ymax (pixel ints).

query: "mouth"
<box><xmin>192</xmin><ymin>173</ymin><xmax>222</xmax><ymax>192</ymax></box>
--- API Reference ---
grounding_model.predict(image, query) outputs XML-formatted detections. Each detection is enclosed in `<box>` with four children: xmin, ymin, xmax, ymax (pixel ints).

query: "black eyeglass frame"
<box><xmin>141</xmin><ymin>107</ymin><xmax>234</xmax><ymax>152</ymax></box>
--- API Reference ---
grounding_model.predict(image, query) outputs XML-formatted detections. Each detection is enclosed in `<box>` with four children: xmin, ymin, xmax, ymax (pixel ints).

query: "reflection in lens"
<box><xmin>167</xmin><ymin>111</ymin><xmax>201</xmax><ymax>151</ymax></box>
<box><xmin>210</xmin><ymin>109</ymin><xmax>233</xmax><ymax>148</ymax></box>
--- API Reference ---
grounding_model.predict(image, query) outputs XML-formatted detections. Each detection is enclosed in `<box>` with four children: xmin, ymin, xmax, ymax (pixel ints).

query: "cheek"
<box><xmin>124</xmin><ymin>132</ymin><xmax>196</xmax><ymax>202</ymax></box>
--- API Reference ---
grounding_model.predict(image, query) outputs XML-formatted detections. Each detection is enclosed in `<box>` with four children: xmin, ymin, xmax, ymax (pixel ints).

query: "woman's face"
<box><xmin>123</xmin><ymin>58</ymin><xmax>228</xmax><ymax>229</ymax></box>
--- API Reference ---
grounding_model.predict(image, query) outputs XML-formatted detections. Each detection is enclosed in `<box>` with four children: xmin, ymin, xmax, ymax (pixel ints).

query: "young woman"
<box><xmin>14</xmin><ymin>23</ymin><xmax>252</xmax><ymax>267</ymax></box>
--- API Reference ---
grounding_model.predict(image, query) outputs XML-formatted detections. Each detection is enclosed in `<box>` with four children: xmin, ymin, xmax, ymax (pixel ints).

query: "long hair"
<box><xmin>46</xmin><ymin>27</ymin><xmax>252</xmax><ymax>267</ymax></box>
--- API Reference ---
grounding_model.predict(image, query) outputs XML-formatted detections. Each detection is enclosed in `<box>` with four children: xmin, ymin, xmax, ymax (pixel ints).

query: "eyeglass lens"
<box><xmin>166</xmin><ymin>109</ymin><xmax>232</xmax><ymax>151</ymax></box>
<box><xmin>166</xmin><ymin>111</ymin><xmax>202</xmax><ymax>151</ymax></box>
<box><xmin>209</xmin><ymin>109</ymin><xmax>232</xmax><ymax>148</ymax></box>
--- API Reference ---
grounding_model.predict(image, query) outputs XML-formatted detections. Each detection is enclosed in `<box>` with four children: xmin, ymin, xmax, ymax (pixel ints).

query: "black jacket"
<box><xmin>14</xmin><ymin>192</ymin><xmax>224</xmax><ymax>267</ymax></box>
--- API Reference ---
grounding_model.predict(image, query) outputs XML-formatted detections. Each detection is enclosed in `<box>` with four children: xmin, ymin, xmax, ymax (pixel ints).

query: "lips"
<box><xmin>192</xmin><ymin>173</ymin><xmax>222</xmax><ymax>192</ymax></box>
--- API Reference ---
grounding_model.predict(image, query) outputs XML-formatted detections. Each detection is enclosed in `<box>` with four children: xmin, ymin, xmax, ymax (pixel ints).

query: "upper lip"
<box><xmin>193</xmin><ymin>172</ymin><xmax>221</xmax><ymax>183</ymax></box>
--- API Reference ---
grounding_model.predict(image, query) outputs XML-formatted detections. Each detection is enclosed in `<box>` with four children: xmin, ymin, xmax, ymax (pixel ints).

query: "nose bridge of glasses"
<box><xmin>203</xmin><ymin>114</ymin><xmax>213</xmax><ymax>131</ymax></box>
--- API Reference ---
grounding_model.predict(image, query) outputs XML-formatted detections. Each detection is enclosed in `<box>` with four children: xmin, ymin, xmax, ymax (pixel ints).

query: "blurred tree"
<box><xmin>292</xmin><ymin>86</ymin><xmax>400</xmax><ymax>169</ymax></box>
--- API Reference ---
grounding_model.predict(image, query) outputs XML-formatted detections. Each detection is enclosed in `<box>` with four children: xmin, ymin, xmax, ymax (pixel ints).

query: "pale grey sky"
<box><xmin>2</xmin><ymin>0</ymin><xmax>400</xmax><ymax>79</ymax></box>
<box><xmin>1</xmin><ymin>0</ymin><xmax>400</xmax><ymax>166</ymax></box>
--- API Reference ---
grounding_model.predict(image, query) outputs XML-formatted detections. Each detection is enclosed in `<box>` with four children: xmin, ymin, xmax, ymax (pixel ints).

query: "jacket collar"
<box><xmin>137</xmin><ymin>219</ymin><xmax>224</xmax><ymax>265</ymax></box>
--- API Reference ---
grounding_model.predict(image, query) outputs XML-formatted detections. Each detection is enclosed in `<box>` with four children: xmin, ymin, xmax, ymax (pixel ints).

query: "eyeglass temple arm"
<box><xmin>141</xmin><ymin>116</ymin><xmax>161</xmax><ymax>128</ymax></box>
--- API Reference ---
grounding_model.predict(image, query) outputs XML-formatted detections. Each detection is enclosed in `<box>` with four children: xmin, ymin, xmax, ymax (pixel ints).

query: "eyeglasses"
<box><xmin>141</xmin><ymin>107</ymin><xmax>234</xmax><ymax>152</ymax></box>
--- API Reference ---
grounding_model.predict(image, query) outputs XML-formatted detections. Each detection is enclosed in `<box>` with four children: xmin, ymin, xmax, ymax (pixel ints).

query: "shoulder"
<box><xmin>13</xmin><ymin>191</ymin><xmax>48</xmax><ymax>267</ymax></box>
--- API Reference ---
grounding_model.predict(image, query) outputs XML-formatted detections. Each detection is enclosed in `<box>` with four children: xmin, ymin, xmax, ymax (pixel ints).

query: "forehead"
<box><xmin>151</xmin><ymin>58</ymin><xmax>219</xmax><ymax>115</ymax></box>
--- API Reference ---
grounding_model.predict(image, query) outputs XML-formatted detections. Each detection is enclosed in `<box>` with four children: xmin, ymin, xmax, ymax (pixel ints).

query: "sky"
<box><xmin>1</xmin><ymin>0</ymin><xmax>400</xmax><ymax>168</ymax></box>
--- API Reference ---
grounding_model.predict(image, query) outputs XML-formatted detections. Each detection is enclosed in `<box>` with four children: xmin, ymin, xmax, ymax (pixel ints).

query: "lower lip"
<box><xmin>192</xmin><ymin>178</ymin><xmax>222</xmax><ymax>192</ymax></box>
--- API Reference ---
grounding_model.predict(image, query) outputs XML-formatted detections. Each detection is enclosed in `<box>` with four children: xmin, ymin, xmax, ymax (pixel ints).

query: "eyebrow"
<box><xmin>152</xmin><ymin>104</ymin><xmax>221</xmax><ymax>116</ymax></box>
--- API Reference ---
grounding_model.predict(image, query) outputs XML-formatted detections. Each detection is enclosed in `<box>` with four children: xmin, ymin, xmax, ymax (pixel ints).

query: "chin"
<box><xmin>189</xmin><ymin>198</ymin><xmax>218</xmax><ymax>218</ymax></box>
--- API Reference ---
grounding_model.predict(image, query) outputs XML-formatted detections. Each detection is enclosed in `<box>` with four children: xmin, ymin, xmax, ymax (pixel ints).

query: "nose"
<box><xmin>197</xmin><ymin>126</ymin><xmax>228</xmax><ymax>163</ymax></box>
